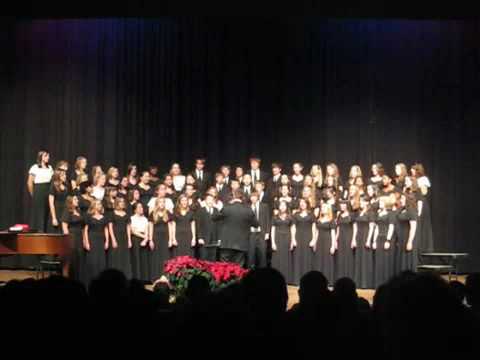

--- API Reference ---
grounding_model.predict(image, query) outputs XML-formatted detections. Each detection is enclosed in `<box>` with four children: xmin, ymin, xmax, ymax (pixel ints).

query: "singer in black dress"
<box><xmin>83</xmin><ymin>201</ymin><xmax>109</xmax><ymax>286</ymax></box>
<box><xmin>61</xmin><ymin>196</ymin><xmax>84</xmax><ymax>282</ymax></box>
<box><xmin>138</xmin><ymin>171</ymin><xmax>154</xmax><ymax>211</ymax></box>
<box><xmin>172</xmin><ymin>195</ymin><xmax>196</xmax><ymax>257</ymax></box>
<box><xmin>107</xmin><ymin>198</ymin><xmax>132</xmax><ymax>279</ymax></box>
<box><xmin>373</xmin><ymin>197</ymin><xmax>396</xmax><ymax>287</ymax></box>
<box><xmin>313</xmin><ymin>203</ymin><xmax>337</xmax><ymax>285</ymax></box>
<box><xmin>290</xmin><ymin>163</ymin><xmax>305</xmax><ymax>200</ymax></box>
<box><xmin>291</xmin><ymin>199</ymin><xmax>315</xmax><ymax>286</ymax></box>
<box><xmin>396</xmin><ymin>193</ymin><xmax>418</xmax><ymax>272</ymax></box>
<box><xmin>271</xmin><ymin>201</ymin><xmax>293</xmax><ymax>283</ymax></box>
<box><xmin>149</xmin><ymin>198</ymin><xmax>173</xmax><ymax>282</ymax></box>
<box><xmin>78</xmin><ymin>181</ymin><xmax>94</xmax><ymax>217</ymax></box>
<box><xmin>354</xmin><ymin>198</ymin><xmax>376</xmax><ymax>289</ymax></box>
<box><xmin>335</xmin><ymin>201</ymin><xmax>355</xmax><ymax>281</ymax></box>
<box><xmin>47</xmin><ymin>172</ymin><xmax>68</xmax><ymax>234</ymax></box>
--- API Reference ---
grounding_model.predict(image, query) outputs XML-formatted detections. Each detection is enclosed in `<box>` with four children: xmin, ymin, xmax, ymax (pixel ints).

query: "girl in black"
<box><xmin>369</xmin><ymin>162</ymin><xmax>384</xmax><ymax>187</ymax></box>
<box><xmin>373</xmin><ymin>196</ymin><xmax>395</xmax><ymax>287</ymax></box>
<box><xmin>290</xmin><ymin>198</ymin><xmax>316</xmax><ymax>286</ymax></box>
<box><xmin>48</xmin><ymin>171</ymin><xmax>68</xmax><ymax>233</ymax></box>
<box><xmin>148</xmin><ymin>197</ymin><xmax>174</xmax><ymax>282</ymax></box>
<box><xmin>127</xmin><ymin>188</ymin><xmax>141</xmax><ymax>216</ymax></box>
<box><xmin>83</xmin><ymin>200</ymin><xmax>109</xmax><ymax>285</ymax></box>
<box><xmin>353</xmin><ymin>196</ymin><xmax>376</xmax><ymax>289</ymax></box>
<box><xmin>117</xmin><ymin>177</ymin><xmax>129</xmax><ymax>199</ymax></box>
<box><xmin>106</xmin><ymin>166</ymin><xmax>120</xmax><ymax>187</ymax></box>
<box><xmin>78</xmin><ymin>181</ymin><xmax>94</xmax><ymax>217</ymax></box>
<box><xmin>61</xmin><ymin>195</ymin><xmax>84</xmax><ymax>282</ymax></box>
<box><xmin>290</xmin><ymin>162</ymin><xmax>305</xmax><ymax>200</ymax></box>
<box><xmin>171</xmin><ymin>194</ymin><xmax>196</xmax><ymax>257</ymax></box>
<box><xmin>273</xmin><ymin>184</ymin><xmax>295</xmax><ymax>215</ymax></box>
<box><xmin>107</xmin><ymin>197</ymin><xmax>132</xmax><ymax>279</ymax></box>
<box><xmin>396</xmin><ymin>193</ymin><xmax>418</xmax><ymax>273</ymax></box>
<box><xmin>127</xmin><ymin>163</ymin><xmax>139</xmax><ymax>189</ymax></box>
<box><xmin>271</xmin><ymin>201</ymin><xmax>294</xmax><ymax>283</ymax></box>
<box><xmin>335</xmin><ymin>200</ymin><xmax>356</xmax><ymax>281</ymax></box>
<box><xmin>137</xmin><ymin>171</ymin><xmax>154</xmax><ymax>210</ymax></box>
<box><xmin>103</xmin><ymin>187</ymin><xmax>117</xmax><ymax>221</ymax></box>
<box><xmin>312</xmin><ymin>202</ymin><xmax>337</xmax><ymax>285</ymax></box>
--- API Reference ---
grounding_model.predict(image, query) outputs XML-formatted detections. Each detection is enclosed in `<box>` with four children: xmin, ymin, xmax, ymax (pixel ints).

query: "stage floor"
<box><xmin>0</xmin><ymin>270</ymin><xmax>465</xmax><ymax>309</ymax></box>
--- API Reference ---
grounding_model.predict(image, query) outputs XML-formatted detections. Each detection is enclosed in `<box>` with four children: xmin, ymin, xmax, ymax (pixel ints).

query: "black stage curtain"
<box><xmin>0</xmin><ymin>18</ymin><xmax>479</xmax><ymax>271</ymax></box>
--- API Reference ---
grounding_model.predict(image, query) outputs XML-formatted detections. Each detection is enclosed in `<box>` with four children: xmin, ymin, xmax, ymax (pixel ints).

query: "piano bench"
<box><xmin>37</xmin><ymin>259</ymin><xmax>63</xmax><ymax>279</ymax></box>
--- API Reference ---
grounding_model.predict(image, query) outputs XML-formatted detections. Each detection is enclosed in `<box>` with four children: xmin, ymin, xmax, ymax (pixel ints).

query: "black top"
<box><xmin>85</xmin><ymin>215</ymin><xmax>108</xmax><ymax>233</ymax></box>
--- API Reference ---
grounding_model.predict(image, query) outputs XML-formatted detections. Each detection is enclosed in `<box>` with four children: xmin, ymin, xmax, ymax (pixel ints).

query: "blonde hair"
<box><xmin>379</xmin><ymin>195</ymin><xmax>395</xmax><ymax>210</ymax></box>
<box><xmin>93</xmin><ymin>173</ymin><xmax>106</xmax><ymax>187</ymax></box>
<box><xmin>349</xmin><ymin>165</ymin><xmax>362</xmax><ymax>179</ymax></box>
<box><xmin>87</xmin><ymin>200</ymin><xmax>104</xmax><ymax>215</ymax></box>
<box><xmin>76</xmin><ymin>173</ymin><xmax>88</xmax><ymax>185</ymax></box>
<box><xmin>152</xmin><ymin>198</ymin><xmax>169</xmax><ymax>224</ymax></box>
<box><xmin>310</xmin><ymin>165</ymin><xmax>323</xmax><ymax>188</ymax></box>
<box><xmin>107</xmin><ymin>167</ymin><xmax>119</xmax><ymax>181</ymax></box>
<box><xmin>114</xmin><ymin>197</ymin><xmax>126</xmax><ymax>211</ymax></box>
<box><xmin>320</xmin><ymin>203</ymin><xmax>334</xmax><ymax>221</ymax></box>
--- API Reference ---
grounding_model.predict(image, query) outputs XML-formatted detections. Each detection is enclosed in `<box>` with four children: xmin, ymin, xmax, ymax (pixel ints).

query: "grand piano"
<box><xmin>0</xmin><ymin>232</ymin><xmax>73</xmax><ymax>277</ymax></box>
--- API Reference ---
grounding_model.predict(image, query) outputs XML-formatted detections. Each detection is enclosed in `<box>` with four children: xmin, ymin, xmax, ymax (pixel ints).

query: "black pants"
<box><xmin>219</xmin><ymin>249</ymin><xmax>246</xmax><ymax>268</ymax></box>
<box><xmin>248</xmin><ymin>232</ymin><xmax>268</xmax><ymax>269</ymax></box>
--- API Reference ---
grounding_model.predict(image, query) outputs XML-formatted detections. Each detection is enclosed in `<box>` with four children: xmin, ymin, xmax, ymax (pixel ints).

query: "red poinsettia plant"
<box><xmin>164</xmin><ymin>256</ymin><xmax>249</xmax><ymax>295</ymax></box>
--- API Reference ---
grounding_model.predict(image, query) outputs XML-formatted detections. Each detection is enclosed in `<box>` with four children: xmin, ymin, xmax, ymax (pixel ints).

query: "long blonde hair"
<box><xmin>349</xmin><ymin>165</ymin><xmax>362</xmax><ymax>180</ymax></box>
<box><xmin>310</xmin><ymin>164</ymin><xmax>323</xmax><ymax>188</ymax></box>
<box><xmin>152</xmin><ymin>198</ymin><xmax>169</xmax><ymax>224</ymax></box>
<box><xmin>87</xmin><ymin>200</ymin><xmax>104</xmax><ymax>216</ymax></box>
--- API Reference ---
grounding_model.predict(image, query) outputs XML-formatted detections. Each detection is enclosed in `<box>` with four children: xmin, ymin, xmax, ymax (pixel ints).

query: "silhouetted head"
<box><xmin>89</xmin><ymin>269</ymin><xmax>128</xmax><ymax>307</ymax></box>
<box><xmin>242</xmin><ymin>268</ymin><xmax>288</xmax><ymax>321</ymax></box>
<box><xmin>185</xmin><ymin>275</ymin><xmax>211</xmax><ymax>304</ymax></box>
<box><xmin>298</xmin><ymin>271</ymin><xmax>329</xmax><ymax>305</ymax></box>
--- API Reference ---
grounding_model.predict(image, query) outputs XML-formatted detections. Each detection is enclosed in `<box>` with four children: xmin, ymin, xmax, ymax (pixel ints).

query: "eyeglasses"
<box><xmin>59</xmin><ymin>168</ymin><xmax>68</xmax><ymax>172</ymax></box>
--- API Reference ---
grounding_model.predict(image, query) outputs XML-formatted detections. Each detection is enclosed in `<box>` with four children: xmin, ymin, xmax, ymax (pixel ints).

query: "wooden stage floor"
<box><xmin>0</xmin><ymin>270</ymin><xmax>465</xmax><ymax>309</ymax></box>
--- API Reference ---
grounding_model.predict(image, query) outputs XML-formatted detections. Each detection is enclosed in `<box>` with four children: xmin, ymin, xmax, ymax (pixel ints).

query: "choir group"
<box><xmin>26</xmin><ymin>151</ymin><xmax>433</xmax><ymax>288</ymax></box>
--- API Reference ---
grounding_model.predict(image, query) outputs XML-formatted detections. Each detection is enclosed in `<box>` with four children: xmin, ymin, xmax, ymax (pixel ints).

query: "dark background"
<box><xmin>0</xmin><ymin>18</ymin><xmax>479</xmax><ymax>271</ymax></box>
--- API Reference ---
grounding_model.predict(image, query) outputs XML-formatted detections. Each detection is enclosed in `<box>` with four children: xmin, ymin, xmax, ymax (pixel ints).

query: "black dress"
<box><xmin>173</xmin><ymin>211</ymin><xmax>195</xmax><ymax>257</ymax></box>
<box><xmin>130</xmin><ymin>215</ymin><xmax>150</xmax><ymax>282</ymax></box>
<box><xmin>149</xmin><ymin>213</ymin><xmax>172</xmax><ymax>282</ymax></box>
<box><xmin>107</xmin><ymin>212</ymin><xmax>132</xmax><ymax>279</ymax></box>
<box><xmin>354</xmin><ymin>210</ymin><xmax>375</xmax><ymax>289</ymax></box>
<box><xmin>290</xmin><ymin>176</ymin><xmax>304</xmax><ymax>200</ymax></box>
<box><xmin>271</xmin><ymin>216</ymin><xmax>293</xmax><ymax>284</ymax></box>
<box><xmin>138</xmin><ymin>185</ymin><xmax>154</xmax><ymax>212</ymax></box>
<box><xmin>396</xmin><ymin>207</ymin><xmax>418</xmax><ymax>272</ymax></box>
<box><xmin>61</xmin><ymin>210</ymin><xmax>84</xmax><ymax>282</ymax></box>
<box><xmin>83</xmin><ymin>215</ymin><xmax>108</xmax><ymax>285</ymax></box>
<box><xmin>374</xmin><ymin>210</ymin><xmax>395</xmax><ymax>287</ymax></box>
<box><xmin>335</xmin><ymin>213</ymin><xmax>355</xmax><ymax>281</ymax></box>
<box><xmin>78</xmin><ymin>196</ymin><xmax>92</xmax><ymax>218</ymax></box>
<box><xmin>416</xmin><ymin>191</ymin><xmax>434</xmax><ymax>253</ymax></box>
<box><xmin>47</xmin><ymin>184</ymin><xmax>68</xmax><ymax>233</ymax></box>
<box><xmin>291</xmin><ymin>213</ymin><xmax>315</xmax><ymax>286</ymax></box>
<box><xmin>314</xmin><ymin>219</ymin><xmax>336</xmax><ymax>285</ymax></box>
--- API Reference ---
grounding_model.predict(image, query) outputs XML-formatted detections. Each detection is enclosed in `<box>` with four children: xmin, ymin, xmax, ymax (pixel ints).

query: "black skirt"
<box><xmin>30</xmin><ymin>183</ymin><xmax>50</xmax><ymax>232</ymax></box>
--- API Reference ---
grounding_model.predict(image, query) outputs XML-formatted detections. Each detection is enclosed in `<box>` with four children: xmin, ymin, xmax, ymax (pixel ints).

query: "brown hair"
<box><xmin>114</xmin><ymin>197</ymin><xmax>127</xmax><ymax>211</ymax></box>
<box><xmin>65</xmin><ymin>195</ymin><xmax>79</xmax><ymax>214</ymax></box>
<box><xmin>52</xmin><ymin>171</ymin><xmax>66</xmax><ymax>192</ymax></box>
<box><xmin>55</xmin><ymin>160</ymin><xmax>69</xmax><ymax>171</ymax></box>
<box><xmin>412</xmin><ymin>163</ymin><xmax>425</xmax><ymax>177</ymax></box>
<box><xmin>175</xmin><ymin>194</ymin><xmax>190</xmax><ymax>215</ymax></box>
<box><xmin>36</xmin><ymin>150</ymin><xmax>49</xmax><ymax>166</ymax></box>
